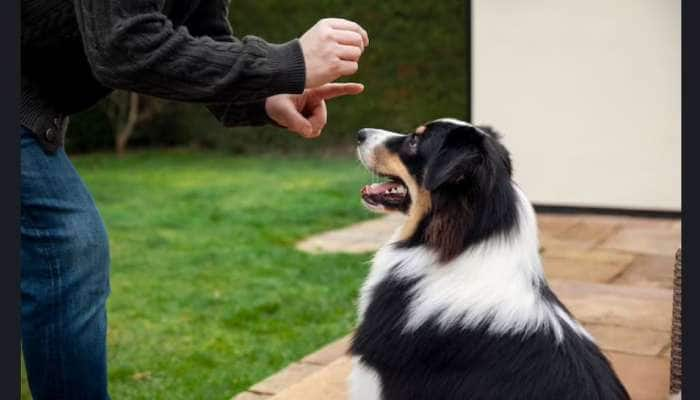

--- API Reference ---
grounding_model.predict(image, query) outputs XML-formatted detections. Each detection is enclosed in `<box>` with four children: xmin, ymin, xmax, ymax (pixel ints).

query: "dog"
<box><xmin>349</xmin><ymin>118</ymin><xmax>630</xmax><ymax>400</ymax></box>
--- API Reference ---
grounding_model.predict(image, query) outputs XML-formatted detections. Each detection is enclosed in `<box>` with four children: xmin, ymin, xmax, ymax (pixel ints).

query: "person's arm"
<box><xmin>182</xmin><ymin>0</ymin><xmax>273</xmax><ymax>126</ymax></box>
<box><xmin>73</xmin><ymin>0</ymin><xmax>306</xmax><ymax>104</ymax></box>
<box><xmin>183</xmin><ymin>1</ymin><xmax>370</xmax><ymax>130</ymax></box>
<box><xmin>206</xmin><ymin>101</ymin><xmax>271</xmax><ymax>127</ymax></box>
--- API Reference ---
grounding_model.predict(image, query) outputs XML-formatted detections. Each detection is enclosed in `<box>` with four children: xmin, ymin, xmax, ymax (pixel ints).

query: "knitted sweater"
<box><xmin>21</xmin><ymin>0</ymin><xmax>307</xmax><ymax>152</ymax></box>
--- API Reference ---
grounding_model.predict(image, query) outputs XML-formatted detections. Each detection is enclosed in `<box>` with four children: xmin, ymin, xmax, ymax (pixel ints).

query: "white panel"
<box><xmin>473</xmin><ymin>0</ymin><xmax>680</xmax><ymax>211</ymax></box>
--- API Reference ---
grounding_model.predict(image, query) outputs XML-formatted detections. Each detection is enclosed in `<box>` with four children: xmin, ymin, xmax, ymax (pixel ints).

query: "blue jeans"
<box><xmin>20</xmin><ymin>127</ymin><xmax>111</xmax><ymax>399</ymax></box>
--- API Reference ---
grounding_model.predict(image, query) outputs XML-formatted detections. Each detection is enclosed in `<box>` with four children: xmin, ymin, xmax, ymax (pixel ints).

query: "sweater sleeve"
<box><xmin>72</xmin><ymin>0</ymin><xmax>306</xmax><ymax>104</ymax></box>
<box><xmin>206</xmin><ymin>101</ymin><xmax>273</xmax><ymax>127</ymax></box>
<box><xmin>185</xmin><ymin>0</ymin><xmax>275</xmax><ymax>127</ymax></box>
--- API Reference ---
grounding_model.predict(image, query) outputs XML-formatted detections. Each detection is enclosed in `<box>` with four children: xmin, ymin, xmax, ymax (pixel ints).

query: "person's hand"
<box><xmin>299</xmin><ymin>18</ymin><xmax>369</xmax><ymax>88</ymax></box>
<box><xmin>265</xmin><ymin>83</ymin><xmax>364</xmax><ymax>138</ymax></box>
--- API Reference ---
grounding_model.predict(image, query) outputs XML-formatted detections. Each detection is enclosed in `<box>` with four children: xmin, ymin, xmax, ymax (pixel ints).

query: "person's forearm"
<box><xmin>73</xmin><ymin>0</ymin><xmax>306</xmax><ymax>103</ymax></box>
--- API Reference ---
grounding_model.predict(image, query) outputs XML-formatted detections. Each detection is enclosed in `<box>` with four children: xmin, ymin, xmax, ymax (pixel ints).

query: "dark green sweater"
<box><xmin>21</xmin><ymin>0</ymin><xmax>307</xmax><ymax>152</ymax></box>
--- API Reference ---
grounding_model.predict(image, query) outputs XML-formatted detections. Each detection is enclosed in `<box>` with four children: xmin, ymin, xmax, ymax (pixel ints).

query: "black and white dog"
<box><xmin>350</xmin><ymin>119</ymin><xmax>629</xmax><ymax>400</ymax></box>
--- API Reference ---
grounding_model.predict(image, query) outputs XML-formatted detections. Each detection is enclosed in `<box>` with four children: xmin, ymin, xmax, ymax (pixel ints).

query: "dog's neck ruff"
<box><xmin>359</xmin><ymin>184</ymin><xmax>590</xmax><ymax>342</ymax></box>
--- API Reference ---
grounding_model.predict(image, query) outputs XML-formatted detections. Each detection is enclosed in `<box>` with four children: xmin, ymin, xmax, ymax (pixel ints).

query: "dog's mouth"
<box><xmin>361</xmin><ymin>174</ymin><xmax>410</xmax><ymax>213</ymax></box>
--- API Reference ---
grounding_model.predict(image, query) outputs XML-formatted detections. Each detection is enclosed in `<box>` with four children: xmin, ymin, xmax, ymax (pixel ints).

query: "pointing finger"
<box><xmin>312</xmin><ymin>83</ymin><xmax>365</xmax><ymax>100</ymax></box>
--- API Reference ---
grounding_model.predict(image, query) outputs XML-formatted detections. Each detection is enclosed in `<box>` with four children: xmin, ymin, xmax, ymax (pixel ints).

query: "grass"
<box><xmin>21</xmin><ymin>150</ymin><xmax>378</xmax><ymax>399</ymax></box>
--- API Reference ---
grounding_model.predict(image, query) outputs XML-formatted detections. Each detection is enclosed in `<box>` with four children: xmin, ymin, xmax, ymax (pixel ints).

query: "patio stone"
<box><xmin>599</xmin><ymin>226</ymin><xmax>681</xmax><ymax>257</ymax></box>
<box><xmin>535</xmin><ymin>214</ymin><xmax>581</xmax><ymax>235</ymax></box>
<box><xmin>549</xmin><ymin>220</ymin><xmax>620</xmax><ymax>250</ymax></box>
<box><xmin>671</xmin><ymin>220</ymin><xmax>682</xmax><ymax>235</ymax></box>
<box><xmin>612</xmin><ymin>254</ymin><xmax>675</xmax><ymax>289</ymax></box>
<box><xmin>605</xmin><ymin>351</ymin><xmax>670</xmax><ymax>400</ymax></box>
<box><xmin>550</xmin><ymin>280</ymin><xmax>672</xmax><ymax>332</ymax></box>
<box><xmin>270</xmin><ymin>357</ymin><xmax>352</xmax><ymax>400</ymax></box>
<box><xmin>296</xmin><ymin>214</ymin><xmax>405</xmax><ymax>254</ymax></box>
<box><xmin>584</xmin><ymin>323</ymin><xmax>669</xmax><ymax>356</ymax></box>
<box><xmin>542</xmin><ymin>248</ymin><xmax>634</xmax><ymax>283</ymax></box>
<box><xmin>232</xmin><ymin>392</ymin><xmax>272</xmax><ymax>400</ymax></box>
<box><xmin>301</xmin><ymin>335</ymin><xmax>351</xmax><ymax>366</ymax></box>
<box><xmin>661</xmin><ymin>344</ymin><xmax>672</xmax><ymax>358</ymax></box>
<box><xmin>249</xmin><ymin>362</ymin><xmax>323</xmax><ymax>395</ymax></box>
<box><xmin>576</xmin><ymin>215</ymin><xmax>677</xmax><ymax>229</ymax></box>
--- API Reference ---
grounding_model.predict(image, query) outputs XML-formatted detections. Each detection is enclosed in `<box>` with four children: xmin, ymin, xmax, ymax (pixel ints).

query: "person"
<box><xmin>20</xmin><ymin>1</ymin><xmax>369</xmax><ymax>398</ymax></box>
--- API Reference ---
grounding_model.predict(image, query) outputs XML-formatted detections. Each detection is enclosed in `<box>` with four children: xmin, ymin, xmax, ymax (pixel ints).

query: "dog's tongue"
<box><xmin>362</xmin><ymin>182</ymin><xmax>406</xmax><ymax>196</ymax></box>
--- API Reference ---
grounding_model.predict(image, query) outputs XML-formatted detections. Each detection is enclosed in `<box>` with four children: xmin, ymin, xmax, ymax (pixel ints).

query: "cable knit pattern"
<box><xmin>73</xmin><ymin>0</ymin><xmax>306</xmax><ymax>103</ymax></box>
<box><xmin>21</xmin><ymin>0</ymin><xmax>307</xmax><ymax>151</ymax></box>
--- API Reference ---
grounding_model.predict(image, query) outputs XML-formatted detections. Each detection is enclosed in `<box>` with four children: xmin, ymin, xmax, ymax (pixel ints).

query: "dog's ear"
<box><xmin>424</xmin><ymin>127</ymin><xmax>483</xmax><ymax>191</ymax></box>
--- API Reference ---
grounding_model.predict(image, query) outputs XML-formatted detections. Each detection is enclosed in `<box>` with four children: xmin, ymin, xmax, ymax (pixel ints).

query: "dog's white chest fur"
<box><xmin>349</xmin><ymin>356</ymin><xmax>383</xmax><ymax>400</ymax></box>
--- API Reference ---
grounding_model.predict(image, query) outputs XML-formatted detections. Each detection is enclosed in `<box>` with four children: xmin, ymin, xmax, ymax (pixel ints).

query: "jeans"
<box><xmin>20</xmin><ymin>127</ymin><xmax>111</xmax><ymax>399</ymax></box>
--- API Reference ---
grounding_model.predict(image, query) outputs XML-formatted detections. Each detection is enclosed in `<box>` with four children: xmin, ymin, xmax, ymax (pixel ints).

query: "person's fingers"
<box><xmin>311</xmin><ymin>83</ymin><xmax>365</xmax><ymax>101</ymax></box>
<box><xmin>327</xmin><ymin>18</ymin><xmax>369</xmax><ymax>46</ymax></box>
<box><xmin>337</xmin><ymin>44</ymin><xmax>362</xmax><ymax>62</ymax></box>
<box><xmin>336</xmin><ymin>60</ymin><xmax>359</xmax><ymax>76</ymax></box>
<box><xmin>279</xmin><ymin>106</ymin><xmax>313</xmax><ymax>137</ymax></box>
<box><xmin>332</xmin><ymin>30</ymin><xmax>364</xmax><ymax>50</ymax></box>
<box><xmin>306</xmin><ymin>100</ymin><xmax>327</xmax><ymax>138</ymax></box>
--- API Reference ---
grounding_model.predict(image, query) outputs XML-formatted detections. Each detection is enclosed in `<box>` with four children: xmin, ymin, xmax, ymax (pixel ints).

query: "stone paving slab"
<box><xmin>612</xmin><ymin>254</ymin><xmax>676</xmax><ymax>289</ymax></box>
<box><xmin>270</xmin><ymin>357</ymin><xmax>352</xmax><ymax>400</ymax></box>
<box><xmin>542</xmin><ymin>248</ymin><xmax>635</xmax><ymax>283</ymax></box>
<box><xmin>605</xmin><ymin>352</ymin><xmax>670</xmax><ymax>400</ymax></box>
<box><xmin>550</xmin><ymin>279</ymin><xmax>672</xmax><ymax>332</ymax></box>
<box><xmin>295</xmin><ymin>214</ymin><xmax>405</xmax><ymax>254</ymax></box>
<box><xmin>248</xmin><ymin>362</ymin><xmax>323</xmax><ymax>395</ymax></box>
<box><xmin>552</xmin><ymin>220</ymin><xmax>621</xmax><ymax>250</ymax></box>
<box><xmin>232</xmin><ymin>392</ymin><xmax>271</xmax><ymax>400</ymax></box>
<box><xmin>600</xmin><ymin>225</ymin><xmax>681</xmax><ymax>257</ymax></box>
<box><xmin>584</xmin><ymin>323</ymin><xmax>670</xmax><ymax>357</ymax></box>
<box><xmin>233</xmin><ymin>336</ymin><xmax>352</xmax><ymax>400</ymax></box>
<box><xmin>535</xmin><ymin>214</ymin><xmax>582</xmax><ymax>235</ymax></box>
<box><xmin>301</xmin><ymin>335</ymin><xmax>351</xmax><ymax>365</ymax></box>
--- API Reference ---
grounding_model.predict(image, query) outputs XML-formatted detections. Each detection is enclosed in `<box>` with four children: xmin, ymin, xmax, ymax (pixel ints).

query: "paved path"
<box><xmin>236</xmin><ymin>213</ymin><xmax>681</xmax><ymax>400</ymax></box>
<box><xmin>296</xmin><ymin>213</ymin><xmax>406</xmax><ymax>254</ymax></box>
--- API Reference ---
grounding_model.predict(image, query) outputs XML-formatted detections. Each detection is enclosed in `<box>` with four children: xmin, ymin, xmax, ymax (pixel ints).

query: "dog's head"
<box><xmin>357</xmin><ymin>118</ymin><xmax>517</xmax><ymax>261</ymax></box>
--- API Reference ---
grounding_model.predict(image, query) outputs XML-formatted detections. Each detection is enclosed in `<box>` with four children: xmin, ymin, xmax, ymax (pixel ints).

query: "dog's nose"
<box><xmin>357</xmin><ymin>129</ymin><xmax>369</xmax><ymax>144</ymax></box>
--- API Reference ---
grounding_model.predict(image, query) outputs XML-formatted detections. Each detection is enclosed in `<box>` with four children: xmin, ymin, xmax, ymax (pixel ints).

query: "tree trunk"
<box><xmin>115</xmin><ymin>92</ymin><xmax>140</xmax><ymax>156</ymax></box>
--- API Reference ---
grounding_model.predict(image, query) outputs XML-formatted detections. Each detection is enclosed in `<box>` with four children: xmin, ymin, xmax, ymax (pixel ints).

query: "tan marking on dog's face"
<box><xmin>415</xmin><ymin>125</ymin><xmax>427</xmax><ymax>135</ymax></box>
<box><xmin>372</xmin><ymin>146</ymin><xmax>431</xmax><ymax>240</ymax></box>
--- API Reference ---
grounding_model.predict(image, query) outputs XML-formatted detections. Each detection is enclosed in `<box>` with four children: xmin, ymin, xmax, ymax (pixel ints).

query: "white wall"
<box><xmin>473</xmin><ymin>0</ymin><xmax>681</xmax><ymax>211</ymax></box>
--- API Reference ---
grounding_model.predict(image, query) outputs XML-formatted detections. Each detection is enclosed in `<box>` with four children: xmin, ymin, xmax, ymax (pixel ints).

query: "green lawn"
<box><xmin>21</xmin><ymin>151</ymin><xmax>377</xmax><ymax>399</ymax></box>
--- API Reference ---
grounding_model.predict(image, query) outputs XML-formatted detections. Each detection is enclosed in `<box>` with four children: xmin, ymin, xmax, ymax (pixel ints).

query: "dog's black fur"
<box><xmin>390</xmin><ymin>122</ymin><xmax>520</xmax><ymax>262</ymax></box>
<box><xmin>351</xmin><ymin>121</ymin><xmax>630</xmax><ymax>400</ymax></box>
